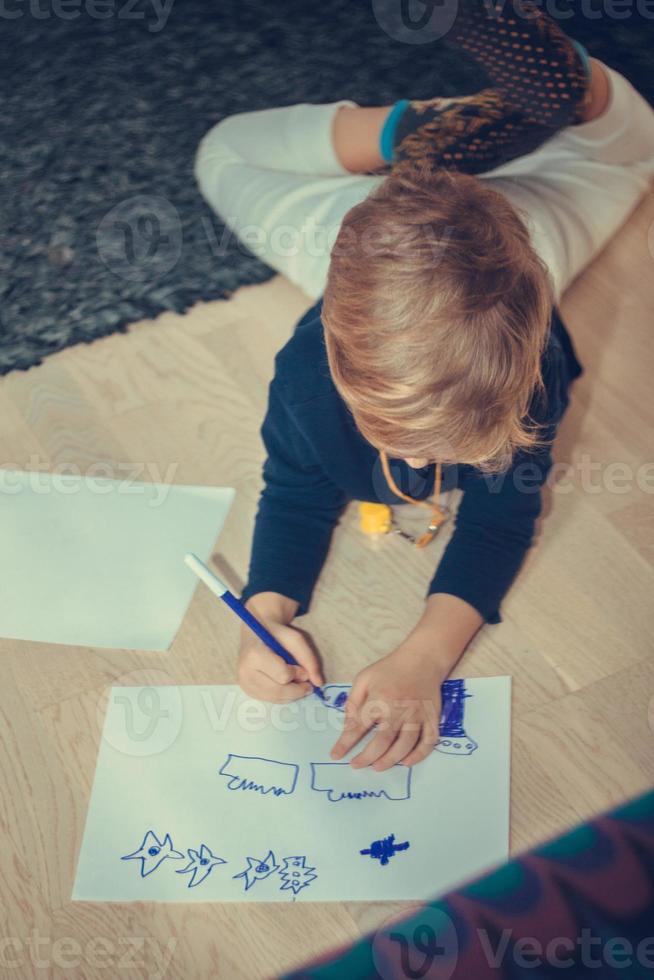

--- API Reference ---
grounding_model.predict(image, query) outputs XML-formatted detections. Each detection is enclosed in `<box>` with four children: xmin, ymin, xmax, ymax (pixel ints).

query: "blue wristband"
<box><xmin>379</xmin><ymin>99</ymin><xmax>411</xmax><ymax>163</ymax></box>
<box><xmin>571</xmin><ymin>39</ymin><xmax>591</xmax><ymax>79</ymax></box>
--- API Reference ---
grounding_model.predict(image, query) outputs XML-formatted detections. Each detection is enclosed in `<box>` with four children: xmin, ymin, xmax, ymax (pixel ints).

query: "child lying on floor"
<box><xmin>195</xmin><ymin>0</ymin><xmax>654</xmax><ymax>769</ymax></box>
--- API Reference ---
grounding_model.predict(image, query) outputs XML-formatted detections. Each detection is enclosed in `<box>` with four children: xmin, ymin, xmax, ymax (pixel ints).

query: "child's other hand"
<box><xmin>237</xmin><ymin>594</ymin><xmax>324</xmax><ymax>703</ymax></box>
<box><xmin>330</xmin><ymin>645</ymin><xmax>444</xmax><ymax>770</ymax></box>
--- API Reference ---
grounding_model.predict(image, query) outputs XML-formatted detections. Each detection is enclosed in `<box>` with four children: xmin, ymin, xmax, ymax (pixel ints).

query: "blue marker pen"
<box><xmin>184</xmin><ymin>553</ymin><xmax>326</xmax><ymax>701</ymax></box>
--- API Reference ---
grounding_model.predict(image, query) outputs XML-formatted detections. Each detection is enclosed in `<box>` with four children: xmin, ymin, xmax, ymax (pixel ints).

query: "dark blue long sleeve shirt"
<box><xmin>241</xmin><ymin>299</ymin><xmax>582</xmax><ymax>623</ymax></box>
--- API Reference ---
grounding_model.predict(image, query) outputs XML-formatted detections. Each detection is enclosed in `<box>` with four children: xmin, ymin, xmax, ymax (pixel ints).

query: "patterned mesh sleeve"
<box><xmin>386</xmin><ymin>0</ymin><xmax>591</xmax><ymax>177</ymax></box>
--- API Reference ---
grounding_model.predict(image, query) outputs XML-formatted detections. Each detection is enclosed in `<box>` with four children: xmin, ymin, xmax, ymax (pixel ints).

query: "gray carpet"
<box><xmin>2</xmin><ymin>0</ymin><xmax>653</xmax><ymax>374</ymax></box>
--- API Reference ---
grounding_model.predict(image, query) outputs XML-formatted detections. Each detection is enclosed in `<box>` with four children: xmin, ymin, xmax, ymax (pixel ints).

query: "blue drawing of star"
<box><xmin>279</xmin><ymin>856</ymin><xmax>317</xmax><ymax>896</ymax></box>
<box><xmin>360</xmin><ymin>833</ymin><xmax>410</xmax><ymax>867</ymax></box>
<box><xmin>121</xmin><ymin>830</ymin><xmax>184</xmax><ymax>877</ymax></box>
<box><xmin>176</xmin><ymin>843</ymin><xmax>227</xmax><ymax>888</ymax></box>
<box><xmin>233</xmin><ymin>850</ymin><xmax>279</xmax><ymax>891</ymax></box>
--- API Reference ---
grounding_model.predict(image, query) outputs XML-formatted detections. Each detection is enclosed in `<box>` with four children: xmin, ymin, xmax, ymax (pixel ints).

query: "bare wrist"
<box><xmin>402</xmin><ymin>593</ymin><xmax>484</xmax><ymax>674</ymax></box>
<box><xmin>398</xmin><ymin>631</ymin><xmax>460</xmax><ymax>680</ymax></box>
<box><xmin>332</xmin><ymin>104</ymin><xmax>393</xmax><ymax>173</ymax></box>
<box><xmin>243</xmin><ymin>592</ymin><xmax>298</xmax><ymax>625</ymax></box>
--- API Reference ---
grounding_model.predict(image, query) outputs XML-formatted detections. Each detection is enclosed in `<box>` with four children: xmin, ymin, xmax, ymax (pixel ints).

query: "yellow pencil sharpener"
<box><xmin>358</xmin><ymin>501</ymin><xmax>393</xmax><ymax>536</ymax></box>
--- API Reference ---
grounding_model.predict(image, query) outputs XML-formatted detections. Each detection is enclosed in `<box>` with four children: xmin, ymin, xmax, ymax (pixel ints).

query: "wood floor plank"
<box><xmin>514</xmin><ymin>657</ymin><xmax>654</xmax><ymax>835</ymax></box>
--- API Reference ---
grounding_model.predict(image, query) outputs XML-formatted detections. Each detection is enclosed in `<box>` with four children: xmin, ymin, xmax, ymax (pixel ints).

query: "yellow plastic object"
<box><xmin>358</xmin><ymin>501</ymin><xmax>392</xmax><ymax>536</ymax></box>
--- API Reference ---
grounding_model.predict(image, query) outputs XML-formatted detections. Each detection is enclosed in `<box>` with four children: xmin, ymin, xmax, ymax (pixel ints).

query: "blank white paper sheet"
<box><xmin>74</xmin><ymin>678</ymin><xmax>511</xmax><ymax>903</ymax></box>
<box><xmin>0</xmin><ymin>469</ymin><xmax>234</xmax><ymax>650</ymax></box>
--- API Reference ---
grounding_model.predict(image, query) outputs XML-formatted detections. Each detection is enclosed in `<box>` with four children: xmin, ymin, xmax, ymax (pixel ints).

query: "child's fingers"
<box><xmin>254</xmin><ymin>647</ymin><xmax>297</xmax><ymax>685</ymax></box>
<box><xmin>350</xmin><ymin>725</ymin><xmax>397</xmax><ymax>769</ymax></box>
<box><xmin>371</xmin><ymin>725</ymin><xmax>421</xmax><ymax>771</ymax></box>
<box><xmin>237</xmin><ymin>658</ymin><xmax>311</xmax><ymax>703</ymax></box>
<box><xmin>343</xmin><ymin>677</ymin><xmax>366</xmax><ymax>714</ymax></box>
<box><xmin>400</xmin><ymin>723</ymin><xmax>439</xmax><ymax>767</ymax></box>
<box><xmin>280</xmin><ymin>631</ymin><xmax>325</xmax><ymax>687</ymax></box>
<box><xmin>330</xmin><ymin>678</ymin><xmax>369</xmax><ymax>758</ymax></box>
<box><xmin>253</xmin><ymin>671</ymin><xmax>312</xmax><ymax>702</ymax></box>
<box><xmin>330</xmin><ymin>699</ymin><xmax>374</xmax><ymax>760</ymax></box>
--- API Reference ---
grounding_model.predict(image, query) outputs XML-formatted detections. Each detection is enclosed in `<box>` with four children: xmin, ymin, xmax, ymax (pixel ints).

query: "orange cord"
<box><xmin>379</xmin><ymin>451</ymin><xmax>447</xmax><ymax>548</ymax></box>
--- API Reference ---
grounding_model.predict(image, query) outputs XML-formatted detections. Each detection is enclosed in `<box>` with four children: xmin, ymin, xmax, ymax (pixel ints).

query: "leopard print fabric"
<box><xmin>391</xmin><ymin>0</ymin><xmax>590</xmax><ymax>177</ymax></box>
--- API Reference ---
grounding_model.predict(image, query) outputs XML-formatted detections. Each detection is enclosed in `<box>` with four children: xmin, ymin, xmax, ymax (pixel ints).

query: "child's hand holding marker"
<box><xmin>184</xmin><ymin>556</ymin><xmax>325</xmax><ymax>703</ymax></box>
<box><xmin>237</xmin><ymin>594</ymin><xmax>324</xmax><ymax>702</ymax></box>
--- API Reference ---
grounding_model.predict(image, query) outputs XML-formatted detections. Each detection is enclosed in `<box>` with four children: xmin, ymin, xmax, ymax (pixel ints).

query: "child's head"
<box><xmin>322</xmin><ymin>170</ymin><xmax>554</xmax><ymax>472</ymax></box>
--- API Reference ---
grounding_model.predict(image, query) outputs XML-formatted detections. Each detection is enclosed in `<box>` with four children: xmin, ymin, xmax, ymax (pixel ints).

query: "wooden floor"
<box><xmin>1</xmin><ymin>191</ymin><xmax>654</xmax><ymax>979</ymax></box>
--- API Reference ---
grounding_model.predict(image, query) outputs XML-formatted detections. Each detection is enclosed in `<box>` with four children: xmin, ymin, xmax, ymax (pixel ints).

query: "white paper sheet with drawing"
<box><xmin>74</xmin><ymin>678</ymin><xmax>511</xmax><ymax>902</ymax></box>
<box><xmin>0</xmin><ymin>469</ymin><xmax>234</xmax><ymax>650</ymax></box>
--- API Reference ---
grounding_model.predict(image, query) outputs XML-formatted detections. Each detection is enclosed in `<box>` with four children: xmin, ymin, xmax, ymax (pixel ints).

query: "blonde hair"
<box><xmin>322</xmin><ymin>169</ymin><xmax>554</xmax><ymax>472</ymax></box>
